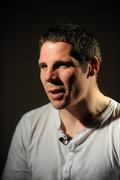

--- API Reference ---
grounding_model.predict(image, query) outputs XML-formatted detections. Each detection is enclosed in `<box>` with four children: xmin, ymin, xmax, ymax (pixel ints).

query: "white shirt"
<box><xmin>2</xmin><ymin>99</ymin><xmax>120</xmax><ymax>180</ymax></box>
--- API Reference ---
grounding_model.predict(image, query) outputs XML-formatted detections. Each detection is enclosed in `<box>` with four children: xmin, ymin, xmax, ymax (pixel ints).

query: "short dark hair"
<box><xmin>39</xmin><ymin>23</ymin><xmax>102</xmax><ymax>65</ymax></box>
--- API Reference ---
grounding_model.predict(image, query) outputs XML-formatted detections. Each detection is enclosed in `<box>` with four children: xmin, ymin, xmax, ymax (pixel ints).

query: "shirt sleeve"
<box><xmin>115</xmin><ymin>118</ymin><xmax>120</xmax><ymax>167</ymax></box>
<box><xmin>111</xmin><ymin>117</ymin><xmax>120</xmax><ymax>169</ymax></box>
<box><xmin>2</xmin><ymin>115</ymin><xmax>31</xmax><ymax>180</ymax></box>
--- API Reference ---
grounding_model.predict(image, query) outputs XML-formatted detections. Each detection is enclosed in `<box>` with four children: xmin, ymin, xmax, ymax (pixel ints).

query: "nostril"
<box><xmin>46</xmin><ymin>70</ymin><xmax>56</xmax><ymax>82</ymax></box>
<box><xmin>49</xmin><ymin>78</ymin><xmax>64</xmax><ymax>86</ymax></box>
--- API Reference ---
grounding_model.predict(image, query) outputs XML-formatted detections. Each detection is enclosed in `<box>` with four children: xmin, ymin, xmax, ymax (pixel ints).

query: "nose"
<box><xmin>45</xmin><ymin>69</ymin><xmax>58</xmax><ymax>82</ymax></box>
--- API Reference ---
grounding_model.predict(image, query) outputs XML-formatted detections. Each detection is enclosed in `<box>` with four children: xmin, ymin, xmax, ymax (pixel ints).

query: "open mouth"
<box><xmin>48</xmin><ymin>88</ymin><xmax>65</xmax><ymax>100</ymax></box>
<box><xmin>49</xmin><ymin>88</ymin><xmax>65</xmax><ymax>94</ymax></box>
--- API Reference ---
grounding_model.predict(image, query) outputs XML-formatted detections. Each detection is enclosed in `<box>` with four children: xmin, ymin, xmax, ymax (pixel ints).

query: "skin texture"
<box><xmin>39</xmin><ymin>41</ymin><xmax>91</xmax><ymax>109</ymax></box>
<box><xmin>38</xmin><ymin>41</ymin><xmax>110</xmax><ymax>137</ymax></box>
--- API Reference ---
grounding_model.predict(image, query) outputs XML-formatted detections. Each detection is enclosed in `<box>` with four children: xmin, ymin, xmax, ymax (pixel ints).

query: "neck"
<box><xmin>59</xmin><ymin>89</ymin><xmax>110</xmax><ymax>137</ymax></box>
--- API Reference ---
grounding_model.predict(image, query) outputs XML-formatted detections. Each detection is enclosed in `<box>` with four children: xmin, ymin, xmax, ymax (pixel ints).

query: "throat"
<box><xmin>59</xmin><ymin>96</ymin><xmax>110</xmax><ymax>138</ymax></box>
<box><xmin>59</xmin><ymin>112</ymin><xmax>86</xmax><ymax>138</ymax></box>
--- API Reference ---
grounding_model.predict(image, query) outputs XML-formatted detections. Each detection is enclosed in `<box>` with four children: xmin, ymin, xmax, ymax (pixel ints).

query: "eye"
<box><xmin>54</xmin><ymin>61</ymin><xmax>75</xmax><ymax>70</ymax></box>
<box><xmin>39</xmin><ymin>63</ymin><xmax>47</xmax><ymax>70</ymax></box>
<box><xmin>59</xmin><ymin>64</ymin><xmax>68</xmax><ymax>69</ymax></box>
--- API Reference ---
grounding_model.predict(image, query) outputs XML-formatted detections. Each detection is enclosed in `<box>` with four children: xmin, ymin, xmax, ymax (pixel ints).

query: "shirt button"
<box><xmin>65</xmin><ymin>168</ymin><xmax>69</xmax><ymax>176</ymax></box>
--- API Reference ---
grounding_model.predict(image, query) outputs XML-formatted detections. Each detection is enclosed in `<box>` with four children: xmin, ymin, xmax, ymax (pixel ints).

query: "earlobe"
<box><xmin>87</xmin><ymin>56</ymin><xmax>100</xmax><ymax>77</ymax></box>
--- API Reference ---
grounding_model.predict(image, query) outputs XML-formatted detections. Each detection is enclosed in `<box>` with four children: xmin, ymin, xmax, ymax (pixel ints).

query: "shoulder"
<box><xmin>112</xmin><ymin>99</ymin><xmax>120</xmax><ymax>115</ymax></box>
<box><xmin>14</xmin><ymin>103</ymin><xmax>55</xmax><ymax>134</ymax></box>
<box><xmin>13</xmin><ymin>103</ymin><xmax>58</xmax><ymax>146</ymax></box>
<box><xmin>20</xmin><ymin>103</ymin><xmax>55</xmax><ymax>127</ymax></box>
<box><xmin>101</xmin><ymin>98</ymin><xmax>120</xmax><ymax>140</ymax></box>
<box><xmin>107</xmin><ymin>99</ymin><xmax>120</xmax><ymax>144</ymax></box>
<box><xmin>108</xmin><ymin>99</ymin><xmax>120</xmax><ymax>128</ymax></box>
<box><xmin>107</xmin><ymin>98</ymin><xmax>120</xmax><ymax>120</ymax></box>
<box><xmin>103</xmin><ymin>99</ymin><xmax>120</xmax><ymax>162</ymax></box>
<box><xmin>23</xmin><ymin>103</ymin><xmax>53</xmax><ymax>118</ymax></box>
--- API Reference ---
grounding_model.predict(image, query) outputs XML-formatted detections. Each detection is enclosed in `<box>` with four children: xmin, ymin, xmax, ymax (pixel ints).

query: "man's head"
<box><xmin>39</xmin><ymin>23</ymin><xmax>102</xmax><ymax>67</ymax></box>
<box><xmin>38</xmin><ymin>23</ymin><xmax>102</xmax><ymax>109</ymax></box>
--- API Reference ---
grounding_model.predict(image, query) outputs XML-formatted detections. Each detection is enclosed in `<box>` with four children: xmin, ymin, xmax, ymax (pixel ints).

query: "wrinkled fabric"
<box><xmin>2</xmin><ymin>99</ymin><xmax>120</xmax><ymax>180</ymax></box>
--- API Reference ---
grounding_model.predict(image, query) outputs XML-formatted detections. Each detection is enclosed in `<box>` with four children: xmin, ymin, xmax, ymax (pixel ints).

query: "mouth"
<box><xmin>48</xmin><ymin>88</ymin><xmax>65</xmax><ymax>100</ymax></box>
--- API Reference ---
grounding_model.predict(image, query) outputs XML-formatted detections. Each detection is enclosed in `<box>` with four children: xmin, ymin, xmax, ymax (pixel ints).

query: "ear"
<box><xmin>87</xmin><ymin>56</ymin><xmax>100</xmax><ymax>77</ymax></box>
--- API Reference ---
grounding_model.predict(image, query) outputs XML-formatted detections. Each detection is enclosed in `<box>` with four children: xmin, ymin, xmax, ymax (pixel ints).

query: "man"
<box><xmin>2</xmin><ymin>23</ymin><xmax>120</xmax><ymax>180</ymax></box>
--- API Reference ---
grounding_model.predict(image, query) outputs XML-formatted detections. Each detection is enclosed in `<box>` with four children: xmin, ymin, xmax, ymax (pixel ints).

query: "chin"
<box><xmin>51</xmin><ymin>100</ymin><xmax>69</xmax><ymax>110</ymax></box>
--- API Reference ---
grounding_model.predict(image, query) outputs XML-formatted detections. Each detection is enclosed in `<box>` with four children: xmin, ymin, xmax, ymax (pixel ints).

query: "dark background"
<box><xmin>1</xmin><ymin>2</ymin><xmax>120</xmax><ymax>177</ymax></box>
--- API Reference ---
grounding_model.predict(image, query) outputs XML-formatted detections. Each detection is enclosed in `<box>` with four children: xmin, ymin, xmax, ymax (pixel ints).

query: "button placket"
<box><xmin>62</xmin><ymin>165</ymin><xmax>71</xmax><ymax>180</ymax></box>
<box><xmin>68</xmin><ymin>143</ymin><xmax>75</xmax><ymax>152</ymax></box>
<box><xmin>62</xmin><ymin>143</ymin><xmax>75</xmax><ymax>179</ymax></box>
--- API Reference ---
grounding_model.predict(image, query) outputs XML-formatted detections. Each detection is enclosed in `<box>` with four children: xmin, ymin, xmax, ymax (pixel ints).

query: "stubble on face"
<box><xmin>39</xmin><ymin>41</ymin><xmax>88</xmax><ymax>110</ymax></box>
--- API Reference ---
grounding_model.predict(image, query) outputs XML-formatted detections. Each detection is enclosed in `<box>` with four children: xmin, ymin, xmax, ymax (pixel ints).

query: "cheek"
<box><xmin>60</xmin><ymin>69</ymin><xmax>75</xmax><ymax>87</ymax></box>
<box><xmin>39</xmin><ymin>71</ymin><xmax>45</xmax><ymax>85</ymax></box>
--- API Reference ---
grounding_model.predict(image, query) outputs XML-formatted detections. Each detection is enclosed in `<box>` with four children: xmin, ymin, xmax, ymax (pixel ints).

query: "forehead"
<box><xmin>39</xmin><ymin>41</ymin><xmax>72</xmax><ymax>62</ymax></box>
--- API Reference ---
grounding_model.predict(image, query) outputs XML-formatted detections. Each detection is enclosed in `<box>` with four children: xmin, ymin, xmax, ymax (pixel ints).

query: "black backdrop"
<box><xmin>1</xmin><ymin>2</ymin><xmax>120</xmax><ymax>177</ymax></box>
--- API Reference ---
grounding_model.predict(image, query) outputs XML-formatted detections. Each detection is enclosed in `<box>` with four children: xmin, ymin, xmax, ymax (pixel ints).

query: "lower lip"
<box><xmin>48</xmin><ymin>92</ymin><xmax>64</xmax><ymax>100</ymax></box>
